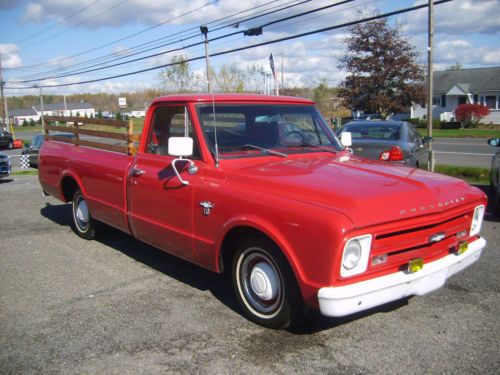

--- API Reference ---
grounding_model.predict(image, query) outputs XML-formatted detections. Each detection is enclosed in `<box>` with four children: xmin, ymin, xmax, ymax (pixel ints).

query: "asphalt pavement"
<box><xmin>433</xmin><ymin>138</ymin><xmax>497</xmax><ymax>168</ymax></box>
<box><xmin>0</xmin><ymin>175</ymin><xmax>499</xmax><ymax>374</ymax></box>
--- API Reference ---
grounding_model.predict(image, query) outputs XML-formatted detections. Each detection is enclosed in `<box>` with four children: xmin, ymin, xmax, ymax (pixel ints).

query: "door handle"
<box><xmin>130</xmin><ymin>167</ymin><xmax>146</xmax><ymax>177</ymax></box>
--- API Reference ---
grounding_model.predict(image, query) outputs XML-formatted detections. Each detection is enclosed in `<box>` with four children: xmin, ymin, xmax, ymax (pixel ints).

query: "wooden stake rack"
<box><xmin>44</xmin><ymin>116</ymin><xmax>140</xmax><ymax>155</ymax></box>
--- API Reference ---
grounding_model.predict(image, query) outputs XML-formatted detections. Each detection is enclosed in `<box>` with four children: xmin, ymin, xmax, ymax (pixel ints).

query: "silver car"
<box><xmin>488</xmin><ymin>138</ymin><xmax>500</xmax><ymax>215</ymax></box>
<box><xmin>337</xmin><ymin>120</ymin><xmax>432</xmax><ymax>168</ymax></box>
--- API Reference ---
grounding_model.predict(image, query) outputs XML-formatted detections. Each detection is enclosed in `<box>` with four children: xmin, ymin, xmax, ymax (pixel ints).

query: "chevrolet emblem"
<box><xmin>429</xmin><ymin>232</ymin><xmax>446</xmax><ymax>243</ymax></box>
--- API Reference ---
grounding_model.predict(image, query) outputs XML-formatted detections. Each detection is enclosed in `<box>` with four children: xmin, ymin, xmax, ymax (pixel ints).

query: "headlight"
<box><xmin>342</xmin><ymin>240</ymin><xmax>361</xmax><ymax>270</ymax></box>
<box><xmin>469</xmin><ymin>205</ymin><xmax>485</xmax><ymax>237</ymax></box>
<box><xmin>341</xmin><ymin>234</ymin><xmax>372</xmax><ymax>277</ymax></box>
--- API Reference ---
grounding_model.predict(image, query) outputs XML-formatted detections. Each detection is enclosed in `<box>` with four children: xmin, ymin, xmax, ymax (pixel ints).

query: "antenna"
<box><xmin>211</xmin><ymin>91</ymin><xmax>219</xmax><ymax>167</ymax></box>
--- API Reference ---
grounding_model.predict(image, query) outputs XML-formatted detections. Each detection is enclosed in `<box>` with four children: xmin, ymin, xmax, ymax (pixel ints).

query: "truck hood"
<box><xmin>226</xmin><ymin>153</ymin><xmax>485</xmax><ymax>228</ymax></box>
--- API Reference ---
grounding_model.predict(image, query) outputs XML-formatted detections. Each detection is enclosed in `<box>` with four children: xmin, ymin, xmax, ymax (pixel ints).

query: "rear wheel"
<box><xmin>232</xmin><ymin>236</ymin><xmax>307</xmax><ymax>329</ymax></box>
<box><xmin>72</xmin><ymin>190</ymin><xmax>97</xmax><ymax>239</ymax></box>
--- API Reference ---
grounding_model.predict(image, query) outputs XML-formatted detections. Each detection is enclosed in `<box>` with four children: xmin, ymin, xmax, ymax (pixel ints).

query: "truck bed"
<box><xmin>39</xmin><ymin>139</ymin><xmax>133</xmax><ymax>234</ymax></box>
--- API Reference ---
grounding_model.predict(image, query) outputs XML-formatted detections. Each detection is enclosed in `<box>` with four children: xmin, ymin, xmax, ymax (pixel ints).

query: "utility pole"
<box><xmin>427</xmin><ymin>0</ymin><xmax>434</xmax><ymax>171</ymax></box>
<box><xmin>35</xmin><ymin>84</ymin><xmax>45</xmax><ymax>132</ymax></box>
<box><xmin>281</xmin><ymin>53</ymin><xmax>284</xmax><ymax>91</ymax></box>
<box><xmin>200</xmin><ymin>26</ymin><xmax>211</xmax><ymax>93</ymax></box>
<box><xmin>0</xmin><ymin>53</ymin><xmax>10</xmax><ymax>132</ymax></box>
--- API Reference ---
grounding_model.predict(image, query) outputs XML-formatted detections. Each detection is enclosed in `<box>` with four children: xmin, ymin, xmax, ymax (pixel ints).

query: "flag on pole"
<box><xmin>269</xmin><ymin>53</ymin><xmax>279</xmax><ymax>95</ymax></box>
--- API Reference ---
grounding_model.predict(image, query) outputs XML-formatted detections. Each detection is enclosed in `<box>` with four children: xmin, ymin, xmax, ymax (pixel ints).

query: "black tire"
<box><xmin>71</xmin><ymin>189</ymin><xmax>97</xmax><ymax>240</ymax></box>
<box><xmin>232</xmin><ymin>236</ymin><xmax>307</xmax><ymax>329</ymax></box>
<box><xmin>8</xmin><ymin>141</ymin><xmax>13</xmax><ymax>150</ymax></box>
<box><xmin>492</xmin><ymin>183</ymin><xmax>500</xmax><ymax>217</ymax></box>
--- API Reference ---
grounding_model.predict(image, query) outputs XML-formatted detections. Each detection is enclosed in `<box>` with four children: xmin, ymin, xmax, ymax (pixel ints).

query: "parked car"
<box><xmin>0</xmin><ymin>152</ymin><xmax>12</xmax><ymax>178</ymax></box>
<box><xmin>488</xmin><ymin>138</ymin><xmax>500</xmax><ymax>215</ymax></box>
<box><xmin>22</xmin><ymin>133</ymin><xmax>74</xmax><ymax>168</ymax></box>
<box><xmin>337</xmin><ymin>120</ymin><xmax>432</xmax><ymax>168</ymax></box>
<box><xmin>0</xmin><ymin>130</ymin><xmax>13</xmax><ymax>149</ymax></box>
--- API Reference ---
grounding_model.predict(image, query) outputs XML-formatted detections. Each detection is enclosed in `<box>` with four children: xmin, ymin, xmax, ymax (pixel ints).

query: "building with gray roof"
<box><xmin>412</xmin><ymin>67</ymin><xmax>500</xmax><ymax>124</ymax></box>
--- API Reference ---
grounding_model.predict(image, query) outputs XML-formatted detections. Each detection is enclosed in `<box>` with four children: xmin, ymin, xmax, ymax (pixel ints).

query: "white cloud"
<box><xmin>401</xmin><ymin>0</ymin><xmax>500</xmax><ymax>35</ymax></box>
<box><xmin>0</xmin><ymin>44</ymin><xmax>23</xmax><ymax>68</ymax></box>
<box><xmin>23</xmin><ymin>2</ymin><xmax>44</xmax><ymax>23</ymax></box>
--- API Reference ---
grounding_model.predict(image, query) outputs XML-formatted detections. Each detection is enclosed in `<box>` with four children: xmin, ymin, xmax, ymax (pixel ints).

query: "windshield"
<box><xmin>32</xmin><ymin>135</ymin><xmax>44</xmax><ymax>147</ymax></box>
<box><xmin>340</xmin><ymin>123</ymin><xmax>402</xmax><ymax>140</ymax></box>
<box><xmin>196</xmin><ymin>104</ymin><xmax>342</xmax><ymax>158</ymax></box>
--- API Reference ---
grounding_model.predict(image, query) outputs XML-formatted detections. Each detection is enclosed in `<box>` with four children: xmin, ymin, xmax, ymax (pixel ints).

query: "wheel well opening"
<box><xmin>219</xmin><ymin>226</ymin><xmax>275</xmax><ymax>274</ymax></box>
<box><xmin>61</xmin><ymin>177</ymin><xmax>79</xmax><ymax>202</ymax></box>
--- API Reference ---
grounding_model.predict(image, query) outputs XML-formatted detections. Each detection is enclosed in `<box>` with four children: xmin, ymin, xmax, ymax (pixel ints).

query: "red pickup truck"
<box><xmin>39</xmin><ymin>94</ymin><xmax>487</xmax><ymax>329</ymax></box>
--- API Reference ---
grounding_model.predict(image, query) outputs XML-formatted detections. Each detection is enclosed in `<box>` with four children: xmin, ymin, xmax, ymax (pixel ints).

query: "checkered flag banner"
<box><xmin>20</xmin><ymin>155</ymin><xmax>30</xmax><ymax>169</ymax></box>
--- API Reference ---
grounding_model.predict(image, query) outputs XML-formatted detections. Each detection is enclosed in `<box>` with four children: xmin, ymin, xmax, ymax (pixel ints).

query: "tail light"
<box><xmin>379</xmin><ymin>146</ymin><xmax>404</xmax><ymax>161</ymax></box>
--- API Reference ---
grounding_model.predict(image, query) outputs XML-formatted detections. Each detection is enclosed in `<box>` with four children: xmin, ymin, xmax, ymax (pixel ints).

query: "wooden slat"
<box><xmin>45</xmin><ymin>116</ymin><xmax>128</xmax><ymax>128</ymax></box>
<box><xmin>45</xmin><ymin>135</ymin><xmax>76</xmax><ymax>144</ymax></box>
<box><xmin>45</xmin><ymin>124</ymin><xmax>74</xmax><ymax>133</ymax></box>
<box><xmin>77</xmin><ymin>128</ymin><xmax>128</xmax><ymax>140</ymax></box>
<box><xmin>78</xmin><ymin>139</ymin><xmax>128</xmax><ymax>153</ymax></box>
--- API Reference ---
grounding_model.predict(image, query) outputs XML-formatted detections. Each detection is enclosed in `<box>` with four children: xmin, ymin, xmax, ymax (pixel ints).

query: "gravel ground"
<box><xmin>1</xmin><ymin>175</ymin><xmax>499</xmax><ymax>375</ymax></box>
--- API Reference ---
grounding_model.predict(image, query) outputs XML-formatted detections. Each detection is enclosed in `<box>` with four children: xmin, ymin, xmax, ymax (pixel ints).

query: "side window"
<box><xmin>146</xmin><ymin>106</ymin><xmax>200</xmax><ymax>159</ymax></box>
<box><xmin>408</xmin><ymin>127</ymin><xmax>421</xmax><ymax>144</ymax></box>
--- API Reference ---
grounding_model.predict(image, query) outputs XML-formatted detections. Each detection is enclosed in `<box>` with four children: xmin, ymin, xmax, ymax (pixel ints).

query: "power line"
<box><xmin>16</xmin><ymin>0</ymin><xmax>103</xmax><ymax>45</ymax></box>
<box><xmin>9</xmin><ymin>0</ymin><xmax>310</xmax><ymax>81</ymax></box>
<box><xmin>7</xmin><ymin>0</ymin><xmax>284</xmax><ymax>73</ymax></box>
<box><xmin>21</xmin><ymin>0</ymin><xmax>130</xmax><ymax>49</ymax></box>
<box><xmin>12</xmin><ymin>0</ymin><xmax>354</xmax><ymax>84</ymax></box>
<box><xmin>5</xmin><ymin>0</ymin><xmax>454</xmax><ymax>90</ymax></box>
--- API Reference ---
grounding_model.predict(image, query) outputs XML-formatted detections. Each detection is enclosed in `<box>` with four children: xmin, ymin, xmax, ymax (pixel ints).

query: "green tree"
<box><xmin>160</xmin><ymin>55</ymin><xmax>192</xmax><ymax>92</ymax></box>
<box><xmin>338</xmin><ymin>17</ymin><xmax>424</xmax><ymax>117</ymax></box>
<box><xmin>97</xmin><ymin>110</ymin><xmax>103</xmax><ymax>119</ymax></box>
<box><xmin>214</xmin><ymin>64</ymin><xmax>246</xmax><ymax>92</ymax></box>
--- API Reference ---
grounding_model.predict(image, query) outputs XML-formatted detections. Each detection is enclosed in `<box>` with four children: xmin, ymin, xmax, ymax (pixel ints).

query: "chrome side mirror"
<box><xmin>168</xmin><ymin>137</ymin><xmax>197</xmax><ymax>185</ymax></box>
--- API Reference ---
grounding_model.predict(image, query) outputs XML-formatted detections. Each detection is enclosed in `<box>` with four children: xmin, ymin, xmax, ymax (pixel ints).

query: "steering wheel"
<box><xmin>279</xmin><ymin>130</ymin><xmax>306</xmax><ymax>146</ymax></box>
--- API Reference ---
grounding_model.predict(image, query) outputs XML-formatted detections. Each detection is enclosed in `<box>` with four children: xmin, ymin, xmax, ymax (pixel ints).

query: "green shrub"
<box><xmin>22</xmin><ymin>119</ymin><xmax>29</xmax><ymax>127</ymax></box>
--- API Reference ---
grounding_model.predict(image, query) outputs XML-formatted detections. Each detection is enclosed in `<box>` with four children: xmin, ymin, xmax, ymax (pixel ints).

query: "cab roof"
<box><xmin>151</xmin><ymin>93</ymin><xmax>315</xmax><ymax>105</ymax></box>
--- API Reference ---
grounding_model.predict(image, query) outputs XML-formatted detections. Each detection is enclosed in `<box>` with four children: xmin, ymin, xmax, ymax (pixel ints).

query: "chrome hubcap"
<box><xmin>75</xmin><ymin>197</ymin><xmax>89</xmax><ymax>230</ymax></box>
<box><xmin>238</xmin><ymin>249</ymin><xmax>283</xmax><ymax>317</ymax></box>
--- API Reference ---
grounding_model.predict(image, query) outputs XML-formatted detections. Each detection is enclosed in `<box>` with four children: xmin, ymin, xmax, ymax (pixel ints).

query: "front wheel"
<box><xmin>72</xmin><ymin>190</ymin><xmax>97</xmax><ymax>240</ymax></box>
<box><xmin>232</xmin><ymin>237</ymin><xmax>307</xmax><ymax>329</ymax></box>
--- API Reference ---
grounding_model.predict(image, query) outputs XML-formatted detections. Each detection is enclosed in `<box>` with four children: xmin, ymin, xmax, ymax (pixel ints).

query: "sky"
<box><xmin>0</xmin><ymin>0</ymin><xmax>499</xmax><ymax>97</ymax></box>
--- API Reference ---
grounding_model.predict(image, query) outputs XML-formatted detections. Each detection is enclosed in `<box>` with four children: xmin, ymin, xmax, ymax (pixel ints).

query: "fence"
<box><xmin>44</xmin><ymin>116</ymin><xmax>139</xmax><ymax>155</ymax></box>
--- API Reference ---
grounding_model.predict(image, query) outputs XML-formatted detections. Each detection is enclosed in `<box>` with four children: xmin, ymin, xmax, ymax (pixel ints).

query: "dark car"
<box><xmin>0</xmin><ymin>130</ymin><xmax>13</xmax><ymax>149</ymax></box>
<box><xmin>22</xmin><ymin>133</ymin><xmax>74</xmax><ymax>168</ymax></box>
<box><xmin>0</xmin><ymin>152</ymin><xmax>12</xmax><ymax>178</ymax></box>
<box><xmin>337</xmin><ymin>120</ymin><xmax>432</xmax><ymax>168</ymax></box>
<box><xmin>488</xmin><ymin>138</ymin><xmax>500</xmax><ymax>215</ymax></box>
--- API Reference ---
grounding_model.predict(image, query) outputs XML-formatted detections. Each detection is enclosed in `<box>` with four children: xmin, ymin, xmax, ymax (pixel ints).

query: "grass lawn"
<box><xmin>418</xmin><ymin>128</ymin><xmax>500</xmax><ymax>139</ymax></box>
<box><xmin>434</xmin><ymin>165</ymin><xmax>491</xmax><ymax>185</ymax></box>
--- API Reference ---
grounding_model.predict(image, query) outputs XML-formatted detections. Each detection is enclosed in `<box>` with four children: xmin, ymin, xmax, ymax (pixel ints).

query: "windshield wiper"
<box><xmin>243</xmin><ymin>144</ymin><xmax>287</xmax><ymax>157</ymax></box>
<box><xmin>283</xmin><ymin>142</ymin><xmax>337</xmax><ymax>154</ymax></box>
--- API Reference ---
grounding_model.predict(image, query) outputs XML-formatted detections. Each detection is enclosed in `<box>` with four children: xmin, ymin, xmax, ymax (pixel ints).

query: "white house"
<box><xmin>10</xmin><ymin>102</ymin><xmax>96</xmax><ymax>125</ymax></box>
<box><xmin>9</xmin><ymin>108</ymin><xmax>40</xmax><ymax>125</ymax></box>
<box><xmin>412</xmin><ymin>67</ymin><xmax>500</xmax><ymax>124</ymax></box>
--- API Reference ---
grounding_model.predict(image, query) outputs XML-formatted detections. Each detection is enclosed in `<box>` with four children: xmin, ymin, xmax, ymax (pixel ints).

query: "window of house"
<box><xmin>432</xmin><ymin>97</ymin><xmax>441</xmax><ymax>106</ymax></box>
<box><xmin>458</xmin><ymin>96</ymin><xmax>467</xmax><ymax>105</ymax></box>
<box><xmin>146</xmin><ymin>105</ymin><xmax>200</xmax><ymax>159</ymax></box>
<box><xmin>485</xmin><ymin>96</ymin><xmax>497</xmax><ymax>109</ymax></box>
<box><xmin>441</xmin><ymin>95</ymin><xmax>446</xmax><ymax>108</ymax></box>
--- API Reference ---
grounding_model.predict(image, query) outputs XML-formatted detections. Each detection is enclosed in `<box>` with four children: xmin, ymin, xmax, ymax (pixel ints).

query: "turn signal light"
<box><xmin>408</xmin><ymin>258</ymin><xmax>424</xmax><ymax>273</ymax></box>
<box><xmin>457</xmin><ymin>241</ymin><xmax>468</xmax><ymax>255</ymax></box>
<box><xmin>379</xmin><ymin>146</ymin><xmax>404</xmax><ymax>161</ymax></box>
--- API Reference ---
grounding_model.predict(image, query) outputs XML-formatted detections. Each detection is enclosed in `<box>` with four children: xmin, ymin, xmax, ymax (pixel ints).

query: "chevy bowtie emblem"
<box><xmin>429</xmin><ymin>232</ymin><xmax>446</xmax><ymax>243</ymax></box>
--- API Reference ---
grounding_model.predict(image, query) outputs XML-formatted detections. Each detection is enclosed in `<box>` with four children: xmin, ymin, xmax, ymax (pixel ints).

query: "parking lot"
<box><xmin>1</xmin><ymin>175</ymin><xmax>499</xmax><ymax>374</ymax></box>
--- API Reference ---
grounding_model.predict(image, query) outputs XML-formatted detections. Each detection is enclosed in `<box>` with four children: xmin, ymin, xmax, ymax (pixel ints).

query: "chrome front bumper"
<box><xmin>318</xmin><ymin>237</ymin><xmax>486</xmax><ymax>317</ymax></box>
